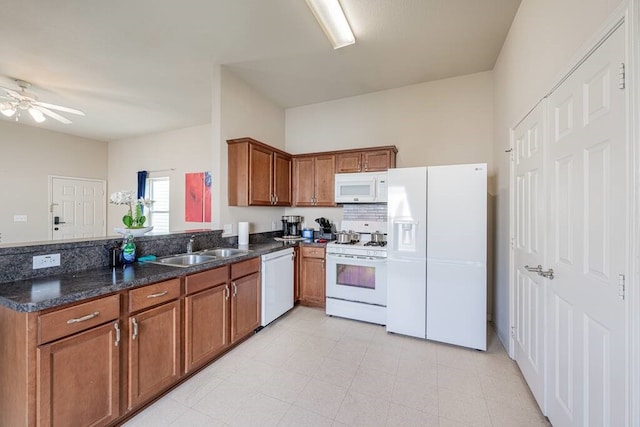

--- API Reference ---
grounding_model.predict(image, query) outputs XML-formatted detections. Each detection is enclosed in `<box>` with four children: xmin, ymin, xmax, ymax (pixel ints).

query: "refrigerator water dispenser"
<box><xmin>393</xmin><ymin>219</ymin><xmax>418</xmax><ymax>252</ymax></box>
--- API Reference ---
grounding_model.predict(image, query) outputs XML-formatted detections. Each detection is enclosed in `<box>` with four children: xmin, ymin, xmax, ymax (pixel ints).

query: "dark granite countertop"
<box><xmin>0</xmin><ymin>241</ymin><xmax>299</xmax><ymax>313</ymax></box>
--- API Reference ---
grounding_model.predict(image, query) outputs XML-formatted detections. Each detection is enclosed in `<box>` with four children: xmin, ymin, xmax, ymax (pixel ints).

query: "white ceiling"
<box><xmin>0</xmin><ymin>0</ymin><xmax>521</xmax><ymax>141</ymax></box>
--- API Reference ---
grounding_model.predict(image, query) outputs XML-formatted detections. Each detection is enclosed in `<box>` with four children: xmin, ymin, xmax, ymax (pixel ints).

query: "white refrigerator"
<box><xmin>387</xmin><ymin>164</ymin><xmax>487</xmax><ymax>350</ymax></box>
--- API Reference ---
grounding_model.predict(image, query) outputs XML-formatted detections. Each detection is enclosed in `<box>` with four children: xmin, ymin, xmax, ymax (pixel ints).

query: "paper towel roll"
<box><xmin>238</xmin><ymin>222</ymin><xmax>249</xmax><ymax>246</ymax></box>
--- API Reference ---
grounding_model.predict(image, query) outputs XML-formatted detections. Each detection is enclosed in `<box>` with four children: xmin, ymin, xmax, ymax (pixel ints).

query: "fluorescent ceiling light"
<box><xmin>306</xmin><ymin>0</ymin><xmax>355</xmax><ymax>49</ymax></box>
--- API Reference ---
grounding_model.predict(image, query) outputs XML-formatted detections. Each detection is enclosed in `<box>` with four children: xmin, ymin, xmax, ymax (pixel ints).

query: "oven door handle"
<box><xmin>326</xmin><ymin>253</ymin><xmax>387</xmax><ymax>263</ymax></box>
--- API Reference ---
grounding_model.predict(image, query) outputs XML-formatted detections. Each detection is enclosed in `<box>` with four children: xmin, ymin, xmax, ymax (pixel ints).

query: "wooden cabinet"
<box><xmin>230</xmin><ymin>258</ymin><xmax>261</xmax><ymax>343</ymax></box>
<box><xmin>228</xmin><ymin>137</ymin><xmax>292</xmax><ymax>206</ymax></box>
<box><xmin>0</xmin><ymin>255</ymin><xmax>265</xmax><ymax>426</ymax></box>
<box><xmin>127</xmin><ymin>280</ymin><xmax>181</xmax><ymax>410</ymax></box>
<box><xmin>37</xmin><ymin>305</ymin><xmax>120</xmax><ymax>427</ymax></box>
<box><xmin>184</xmin><ymin>266</ymin><xmax>230</xmax><ymax>373</ymax></box>
<box><xmin>228</xmin><ymin>138</ymin><xmax>397</xmax><ymax>208</ymax></box>
<box><xmin>335</xmin><ymin>147</ymin><xmax>397</xmax><ymax>173</ymax></box>
<box><xmin>299</xmin><ymin>246</ymin><xmax>326</xmax><ymax>308</ymax></box>
<box><xmin>293</xmin><ymin>154</ymin><xmax>336</xmax><ymax>207</ymax></box>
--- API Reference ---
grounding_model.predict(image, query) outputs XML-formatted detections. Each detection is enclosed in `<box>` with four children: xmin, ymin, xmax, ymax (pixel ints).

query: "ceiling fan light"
<box><xmin>0</xmin><ymin>102</ymin><xmax>16</xmax><ymax>117</ymax></box>
<box><xmin>306</xmin><ymin>0</ymin><xmax>355</xmax><ymax>49</ymax></box>
<box><xmin>28</xmin><ymin>107</ymin><xmax>46</xmax><ymax>123</ymax></box>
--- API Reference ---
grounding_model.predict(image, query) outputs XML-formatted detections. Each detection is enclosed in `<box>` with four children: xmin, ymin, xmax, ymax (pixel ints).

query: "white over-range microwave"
<box><xmin>334</xmin><ymin>171</ymin><xmax>388</xmax><ymax>203</ymax></box>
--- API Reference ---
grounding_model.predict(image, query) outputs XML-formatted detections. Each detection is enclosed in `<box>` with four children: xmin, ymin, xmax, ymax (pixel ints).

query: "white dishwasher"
<box><xmin>261</xmin><ymin>247</ymin><xmax>294</xmax><ymax>326</ymax></box>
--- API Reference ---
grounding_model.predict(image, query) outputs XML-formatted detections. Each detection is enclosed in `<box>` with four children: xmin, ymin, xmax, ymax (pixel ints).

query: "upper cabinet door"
<box><xmin>336</xmin><ymin>152</ymin><xmax>363</xmax><ymax>173</ymax></box>
<box><xmin>248</xmin><ymin>144</ymin><xmax>274</xmax><ymax>206</ymax></box>
<box><xmin>336</xmin><ymin>147</ymin><xmax>397</xmax><ymax>173</ymax></box>
<box><xmin>314</xmin><ymin>155</ymin><xmax>336</xmax><ymax>207</ymax></box>
<box><xmin>227</xmin><ymin>138</ymin><xmax>293</xmax><ymax>207</ymax></box>
<box><xmin>272</xmin><ymin>152</ymin><xmax>292</xmax><ymax>206</ymax></box>
<box><xmin>363</xmin><ymin>150</ymin><xmax>395</xmax><ymax>172</ymax></box>
<box><xmin>293</xmin><ymin>157</ymin><xmax>316</xmax><ymax>207</ymax></box>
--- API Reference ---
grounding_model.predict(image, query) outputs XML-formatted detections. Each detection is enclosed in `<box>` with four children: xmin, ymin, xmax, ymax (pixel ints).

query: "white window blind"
<box><xmin>148</xmin><ymin>177</ymin><xmax>170</xmax><ymax>233</ymax></box>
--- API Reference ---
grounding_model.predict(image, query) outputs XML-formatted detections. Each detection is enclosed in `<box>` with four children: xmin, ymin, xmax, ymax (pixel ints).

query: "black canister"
<box><xmin>109</xmin><ymin>246</ymin><xmax>122</xmax><ymax>267</ymax></box>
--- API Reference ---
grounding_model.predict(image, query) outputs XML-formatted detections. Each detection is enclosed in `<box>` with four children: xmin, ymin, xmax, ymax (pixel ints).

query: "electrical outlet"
<box><xmin>223</xmin><ymin>224</ymin><xmax>233</xmax><ymax>235</ymax></box>
<box><xmin>33</xmin><ymin>253</ymin><xmax>61</xmax><ymax>269</ymax></box>
<box><xmin>13</xmin><ymin>215</ymin><xmax>27</xmax><ymax>222</ymax></box>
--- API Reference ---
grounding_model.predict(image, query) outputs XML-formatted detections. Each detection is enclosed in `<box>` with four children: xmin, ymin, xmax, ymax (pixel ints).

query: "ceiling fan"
<box><xmin>0</xmin><ymin>79</ymin><xmax>85</xmax><ymax>124</ymax></box>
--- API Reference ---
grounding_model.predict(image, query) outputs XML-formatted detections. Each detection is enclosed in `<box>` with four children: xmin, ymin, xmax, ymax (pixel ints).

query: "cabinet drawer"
<box><xmin>185</xmin><ymin>266</ymin><xmax>228</xmax><ymax>295</ymax></box>
<box><xmin>230</xmin><ymin>257</ymin><xmax>260</xmax><ymax>279</ymax></box>
<box><xmin>301</xmin><ymin>246</ymin><xmax>325</xmax><ymax>259</ymax></box>
<box><xmin>129</xmin><ymin>279</ymin><xmax>181</xmax><ymax>313</ymax></box>
<box><xmin>38</xmin><ymin>294</ymin><xmax>120</xmax><ymax>344</ymax></box>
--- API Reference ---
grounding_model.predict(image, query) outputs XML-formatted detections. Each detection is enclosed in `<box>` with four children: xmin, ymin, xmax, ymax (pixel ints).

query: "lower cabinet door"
<box><xmin>128</xmin><ymin>301</ymin><xmax>181</xmax><ymax>410</ymax></box>
<box><xmin>37</xmin><ymin>322</ymin><xmax>120</xmax><ymax>427</ymax></box>
<box><xmin>231</xmin><ymin>272</ymin><xmax>261</xmax><ymax>343</ymax></box>
<box><xmin>300</xmin><ymin>257</ymin><xmax>326</xmax><ymax>307</ymax></box>
<box><xmin>184</xmin><ymin>284</ymin><xmax>230</xmax><ymax>373</ymax></box>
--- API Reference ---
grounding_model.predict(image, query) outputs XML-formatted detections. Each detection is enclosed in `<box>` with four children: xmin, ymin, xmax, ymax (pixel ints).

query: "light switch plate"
<box><xmin>14</xmin><ymin>215</ymin><xmax>27</xmax><ymax>222</ymax></box>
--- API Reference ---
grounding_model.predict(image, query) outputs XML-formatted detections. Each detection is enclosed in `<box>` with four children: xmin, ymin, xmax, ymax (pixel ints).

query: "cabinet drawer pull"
<box><xmin>131</xmin><ymin>317</ymin><xmax>139</xmax><ymax>340</ymax></box>
<box><xmin>114</xmin><ymin>322</ymin><xmax>121</xmax><ymax>346</ymax></box>
<box><xmin>232</xmin><ymin>281</ymin><xmax>238</xmax><ymax>297</ymax></box>
<box><xmin>224</xmin><ymin>285</ymin><xmax>230</xmax><ymax>300</ymax></box>
<box><xmin>66</xmin><ymin>311</ymin><xmax>99</xmax><ymax>324</ymax></box>
<box><xmin>146</xmin><ymin>290</ymin><xmax>168</xmax><ymax>298</ymax></box>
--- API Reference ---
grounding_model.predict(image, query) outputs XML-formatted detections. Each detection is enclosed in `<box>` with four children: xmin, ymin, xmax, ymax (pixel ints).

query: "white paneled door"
<box><xmin>513</xmin><ymin>102</ymin><xmax>546</xmax><ymax>411</ymax></box>
<box><xmin>545</xmin><ymin>23</ymin><xmax>627</xmax><ymax>427</ymax></box>
<box><xmin>50</xmin><ymin>177</ymin><xmax>106</xmax><ymax>240</ymax></box>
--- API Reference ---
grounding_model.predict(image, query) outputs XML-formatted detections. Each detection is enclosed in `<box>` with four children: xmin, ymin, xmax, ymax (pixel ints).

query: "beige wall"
<box><xmin>215</xmin><ymin>66</ymin><xmax>287</xmax><ymax>236</ymax></box>
<box><xmin>107</xmin><ymin>124</ymin><xmax>212</xmax><ymax>234</ymax></box>
<box><xmin>286</xmin><ymin>71</ymin><xmax>494</xmax><ymax>170</ymax></box>
<box><xmin>0</xmin><ymin>121</ymin><xmax>107</xmax><ymax>244</ymax></box>
<box><xmin>492</xmin><ymin>0</ymin><xmax>623</xmax><ymax>344</ymax></box>
<box><xmin>284</xmin><ymin>71</ymin><xmax>496</xmax><ymax>316</ymax></box>
<box><xmin>285</xmin><ymin>71</ymin><xmax>494</xmax><ymax>227</ymax></box>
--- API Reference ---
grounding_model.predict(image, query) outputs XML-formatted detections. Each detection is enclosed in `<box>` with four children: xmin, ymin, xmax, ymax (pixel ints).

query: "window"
<box><xmin>147</xmin><ymin>177</ymin><xmax>170</xmax><ymax>233</ymax></box>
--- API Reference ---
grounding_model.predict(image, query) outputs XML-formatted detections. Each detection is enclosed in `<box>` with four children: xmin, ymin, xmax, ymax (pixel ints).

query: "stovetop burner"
<box><xmin>364</xmin><ymin>241</ymin><xmax>387</xmax><ymax>247</ymax></box>
<box><xmin>334</xmin><ymin>240</ymin><xmax>358</xmax><ymax>245</ymax></box>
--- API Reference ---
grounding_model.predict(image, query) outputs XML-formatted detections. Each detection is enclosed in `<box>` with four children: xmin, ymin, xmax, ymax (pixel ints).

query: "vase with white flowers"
<box><xmin>110</xmin><ymin>190</ymin><xmax>154</xmax><ymax>236</ymax></box>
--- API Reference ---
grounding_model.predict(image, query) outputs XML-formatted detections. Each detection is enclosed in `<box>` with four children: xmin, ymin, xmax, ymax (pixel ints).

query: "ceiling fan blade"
<box><xmin>32</xmin><ymin>105</ymin><xmax>72</xmax><ymax>124</ymax></box>
<box><xmin>0</xmin><ymin>86</ymin><xmax>24</xmax><ymax>99</ymax></box>
<box><xmin>33</xmin><ymin>101</ymin><xmax>85</xmax><ymax>116</ymax></box>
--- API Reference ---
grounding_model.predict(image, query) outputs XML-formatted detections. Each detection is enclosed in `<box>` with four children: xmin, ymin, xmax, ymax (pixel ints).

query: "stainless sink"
<box><xmin>200</xmin><ymin>248</ymin><xmax>250</xmax><ymax>257</ymax></box>
<box><xmin>152</xmin><ymin>254</ymin><xmax>217</xmax><ymax>267</ymax></box>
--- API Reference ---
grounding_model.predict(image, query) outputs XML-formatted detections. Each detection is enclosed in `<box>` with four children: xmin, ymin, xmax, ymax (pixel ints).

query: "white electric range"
<box><xmin>325</xmin><ymin>220</ymin><xmax>388</xmax><ymax>325</ymax></box>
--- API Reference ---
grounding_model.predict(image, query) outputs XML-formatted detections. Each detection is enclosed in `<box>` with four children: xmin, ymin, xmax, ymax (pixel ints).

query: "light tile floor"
<box><xmin>124</xmin><ymin>306</ymin><xmax>550</xmax><ymax>426</ymax></box>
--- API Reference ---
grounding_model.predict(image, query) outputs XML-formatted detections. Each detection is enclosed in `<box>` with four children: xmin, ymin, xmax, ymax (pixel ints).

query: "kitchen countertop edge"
<box><xmin>0</xmin><ymin>242</ymin><xmax>312</xmax><ymax>313</ymax></box>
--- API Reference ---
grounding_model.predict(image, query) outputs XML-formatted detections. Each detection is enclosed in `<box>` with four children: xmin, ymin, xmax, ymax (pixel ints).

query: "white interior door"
<box><xmin>546</xmin><ymin>23</ymin><xmax>627</xmax><ymax>427</ymax></box>
<box><xmin>513</xmin><ymin>102</ymin><xmax>546</xmax><ymax>411</ymax></box>
<box><xmin>50</xmin><ymin>177</ymin><xmax>106</xmax><ymax>240</ymax></box>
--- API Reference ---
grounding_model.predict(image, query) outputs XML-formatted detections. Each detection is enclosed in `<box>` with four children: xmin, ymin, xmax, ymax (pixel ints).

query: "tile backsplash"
<box><xmin>342</xmin><ymin>204</ymin><xmax>388</xmax><ymax>222</ymax></box>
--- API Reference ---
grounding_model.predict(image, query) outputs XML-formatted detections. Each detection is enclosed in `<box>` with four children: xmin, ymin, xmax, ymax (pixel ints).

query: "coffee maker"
<box><xmin>281</xmin><ymin>215</ymin><xmax>302</xmax><ymax>238</ymax></box>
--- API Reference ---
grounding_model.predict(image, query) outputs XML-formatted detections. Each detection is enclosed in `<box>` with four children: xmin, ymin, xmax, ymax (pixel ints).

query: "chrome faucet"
<box><xmin>187</xmin><ymin>235</ymin><xmax>195</xmax><ymax>253</ymax></box>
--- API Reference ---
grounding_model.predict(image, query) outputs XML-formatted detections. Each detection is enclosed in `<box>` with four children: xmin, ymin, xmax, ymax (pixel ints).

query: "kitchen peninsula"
<box><xmin>0</xmin><ymin>230</ymin><xmax>303</xmax><ymax>427</ymax></box>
